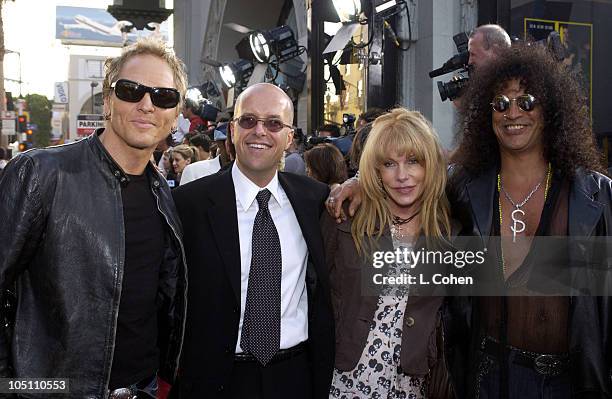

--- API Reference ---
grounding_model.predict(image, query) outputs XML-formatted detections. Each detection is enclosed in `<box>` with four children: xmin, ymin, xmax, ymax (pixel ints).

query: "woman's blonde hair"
<box><xmin>172</xmin><ymin>144</ymin><xmax>198</xmax><ymax>163</ymax></box>
<box><xmin>351</xmin><ymin>108</ymin><xmax>450</xmax><ymax>254</ymax></box>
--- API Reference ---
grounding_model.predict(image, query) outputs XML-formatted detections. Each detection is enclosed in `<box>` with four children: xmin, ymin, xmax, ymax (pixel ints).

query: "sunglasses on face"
<box><xmin>233</xmin><ymin>115</ymin><xmax>293</xmax><ymax>133</ymax></box>
<box><xmin>490</xmin><ymin>94</ymin><xmax>537</xmax><ymax>113</ymax></box>
<box><xmin>110</xmin><ymin>79</ymin><xmax>181</xmax><ymax>109</ymax></box>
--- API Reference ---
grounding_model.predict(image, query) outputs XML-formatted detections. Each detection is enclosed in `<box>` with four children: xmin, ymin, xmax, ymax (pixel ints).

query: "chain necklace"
<box><xmin>390</xmin><ymin>211</ymin><xmax>420</xmax><ymax>241</ymax></box>
<box><xmin>497</xmin><ymin>163</ymin><xmax>551</xmax><ymax>275</ymax></box>
<box><xmin>499</xmin><ymin>163</ymin><xmax>551</xmax><ymax>243</ymax></box>
<box><xmin>392</xmin><ymin>210</ymin><xmax>420</xmax><ymax>226</ymax></box>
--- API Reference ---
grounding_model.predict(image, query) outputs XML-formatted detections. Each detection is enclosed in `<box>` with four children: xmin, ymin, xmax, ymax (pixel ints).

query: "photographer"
<box><xmin>448</xmin><ymin>24</ymin><xmax>511</xmax><ymax>106</ymax></box>
<box><xmin>433</xmin><ymin>24</ymin><xmax>510</xmax><ymax>103</ymax></box>
<box><xmin>317</xmin><ymin>124</ymin><xmax>340</xmax><ymax>138</ymax></box>
<box><xmin>284</xmin><ymin>128</ymin><xmax>306</xmax><ymax>175</ymax></box>
<box><xmin>468</xmin><ymin>24</ymin><xmax>511</xmax><ymax>71</ymax></box>
<box><xmin>183</xmin><ymin>98</ymin><xmax>207</xmax><ymax>132</ymax></box>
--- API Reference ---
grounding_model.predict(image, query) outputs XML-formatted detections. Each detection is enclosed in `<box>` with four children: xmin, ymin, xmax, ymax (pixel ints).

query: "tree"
<box><xmin>25</xmin><ymin>94</ymin><xmax>52</xmax><ymax>148</ymax></box>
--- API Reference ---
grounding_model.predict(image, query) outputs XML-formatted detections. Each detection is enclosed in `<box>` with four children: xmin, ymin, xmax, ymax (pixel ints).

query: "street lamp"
<box><xmin>90</xmin><ymin>82</ymin><xmax>99</xmax><ymax>114</ymax></box>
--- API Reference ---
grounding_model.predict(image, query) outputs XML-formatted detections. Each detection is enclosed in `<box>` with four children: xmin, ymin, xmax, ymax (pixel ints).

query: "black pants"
<box><xmin>226</xmin><ymin>350</ymin><xmax>312</xmax><ymax>399</ymax></box>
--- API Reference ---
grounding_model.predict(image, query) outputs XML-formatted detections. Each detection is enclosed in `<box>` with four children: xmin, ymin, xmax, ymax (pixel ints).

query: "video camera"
<box><xmin>342</xmin><ymin>113</ymin><xmax>356</xmax><ymax>135</ymax></box>
<box><xmin>429</xmin><ymin>32</ymin><xmax>470</xmax><ymax>101</ymax></box>
<box><xmin>305</xmin><ymin>135</ymin><xmax>334</xmax><ymax>148</ymax></box>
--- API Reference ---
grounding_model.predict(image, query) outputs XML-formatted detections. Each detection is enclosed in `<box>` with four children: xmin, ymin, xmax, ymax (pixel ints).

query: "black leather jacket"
<box><xmin>0</xmin><ymin>130</ymin><xmax>187</xmax><ymax>398</ymax></box>
<box><xmin>444</xmin><ymin>165</ymin><xmax>612</xmax><ymax>399</ymax></box>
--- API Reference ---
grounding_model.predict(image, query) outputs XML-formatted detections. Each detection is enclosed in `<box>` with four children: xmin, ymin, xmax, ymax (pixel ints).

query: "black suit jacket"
<box><xmin>172</xmin><ymin>166</ymin><xmax>335</xmax><ymax>398</ymax></box>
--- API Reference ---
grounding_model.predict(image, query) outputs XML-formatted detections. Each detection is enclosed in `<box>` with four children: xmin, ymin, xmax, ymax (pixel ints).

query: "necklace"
<box><xmin>497</xmin><ymin>163</ymin><xmax>552</xmax><ymax>275</ymax></box>
<box><xmin>498</xmin><ymin>163</ymin><xmax>551</xmax><ymax>243</ymax></box>
<box><xmin>392</xmin><ymin>211</ymin><xmax>420</xmax><ymax>226</ymax></box>
<box><xmin>390</xmin><ymin>211</ymin><xmax>420</xmax><ymax>240</ymax></box>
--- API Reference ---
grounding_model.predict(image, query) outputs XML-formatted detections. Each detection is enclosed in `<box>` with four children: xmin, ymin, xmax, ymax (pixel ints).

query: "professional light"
<box><xmin>185</xmin><ymin>87</ymin><xmax>204</xmax><ymax>103</ymax></box>
<box><xmin>250</xmin><ymin>33</ymin><xmax>270</xmax><ymax>63</ymax></box>
<box><xmin>248</xmin><ymin>26</ymin><xmax>299</xmax><ymax>63</ymax></box>
<box><xmin>375</xmin><ymin>0</ymin><xmax>397</xmax><ymax>14</ymax></box>
<box><xmin>219</xmin><ymin>65</ymin><xmax>236</xmax><ymax>88</ymax></box>
<box><xmin>373</xmin><ymin>0</ymin><xmax>403</xmax><ymax>18</ymax></box>
<box><xmin>332</xmin><ymin>0</ymin><xmax>361</xmax><ymax>22</ymax></box>
<box><xmin>218</xmin><ymin>59</ymin><xmax>254</xmax><ymax>88</ymax></box>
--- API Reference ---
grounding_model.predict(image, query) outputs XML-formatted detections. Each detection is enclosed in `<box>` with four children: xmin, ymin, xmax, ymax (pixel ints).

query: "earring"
<box><xmin>170</xmin><ymin>126</ymin><xmax>178</xmax><ymax>135</ymax></box>
<box><xmin>104</xmin><ymin>112</ymin><xmax>111</xmax><ymax>120</ymax></box>
<box><xmin>503</xmin><ymin>114</ymin><xmax>508</xmax><ymax>119</ymax></box>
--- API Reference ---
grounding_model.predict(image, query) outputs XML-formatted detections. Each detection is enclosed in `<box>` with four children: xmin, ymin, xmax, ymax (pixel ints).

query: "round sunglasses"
<box><xmin>490</xmin><ymin>94</ymin><xmax>537</xmax><ymax>113</ymax></box>
<box><xmin>233</xmin><ymin>115</ymin><xmax>293</xmax><ymax>133</ymax></box>
<box><xmin>111</xmin><ymin>79</ymin><xmax>181</xmax><ymax>109</ymax></box>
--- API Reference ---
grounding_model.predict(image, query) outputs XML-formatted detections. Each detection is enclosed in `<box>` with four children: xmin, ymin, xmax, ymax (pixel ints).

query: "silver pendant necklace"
<box><xmin>499</xmin><ymin>164</ymin><xmax>550</xmax><ymax>242</ymax></box>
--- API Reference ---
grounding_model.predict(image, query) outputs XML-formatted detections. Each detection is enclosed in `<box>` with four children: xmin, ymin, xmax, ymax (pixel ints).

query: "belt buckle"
<box><xmin>109</xmin><ymin>388</ymin><xmax>137</xmax><ymax>399</ymax></box>
<box><xmin>534</xmin><ymin>354</ymin><xmax>562</xmax><ymax>376</ymax></box>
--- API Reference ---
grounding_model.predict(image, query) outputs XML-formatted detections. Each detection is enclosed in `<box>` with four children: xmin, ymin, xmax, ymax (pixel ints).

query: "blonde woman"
<box><xmin>171</xmin><ymin>144</ymin><xmax>197</xmax><ymax>184</ymax></box>
<box><xmin>322</xmin><ymin>108</ymin><xmax>452</xmax><ymax>399</ymax></box>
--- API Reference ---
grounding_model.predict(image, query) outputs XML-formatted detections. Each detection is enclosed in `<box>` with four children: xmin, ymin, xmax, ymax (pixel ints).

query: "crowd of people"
<box><xmin>0</xmin><ymin>24</ymin><xmax>610</xmax><ymax>399</ymax></box>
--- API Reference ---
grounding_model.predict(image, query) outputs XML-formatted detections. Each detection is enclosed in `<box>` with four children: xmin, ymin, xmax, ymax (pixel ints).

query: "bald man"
<box><xmin>468</xmin><ymin>24</ymin><xmax>511</xmax><ymax>71</ymax></box>
<box><xmin>173</xmin><ymin>83</ymin><xmax>334</xmax><ymax>399</ymax></box>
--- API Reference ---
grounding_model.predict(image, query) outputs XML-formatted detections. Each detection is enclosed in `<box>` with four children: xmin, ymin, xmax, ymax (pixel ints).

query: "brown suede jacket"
<box><xmin>320</xmin><ymin>211</ymin><xmax>445</xmax><ymax>376</ymax></box>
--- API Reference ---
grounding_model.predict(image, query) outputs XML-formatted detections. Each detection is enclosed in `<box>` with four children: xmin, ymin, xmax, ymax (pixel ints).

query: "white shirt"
<box><xmin>173</xmin><ymin>113</ymin><xmax>191</xmax><ymax>143</ymax></box>
<box><xmin>179</xmin><ymin>155</ymin><xmax>222</xmax><ymax>185</ymax></box>
<box><xmin>232</xmin><ymin>163</ymin><xmax>309</xmax><ymax>353</ymax></box>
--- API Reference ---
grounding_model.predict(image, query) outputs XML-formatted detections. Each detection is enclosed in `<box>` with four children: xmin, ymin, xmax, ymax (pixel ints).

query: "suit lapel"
<box><xmin>207</xmin><ymin>168</ymin><xmax>242</xmax><ymax>304</ymax></box>
<box><xmin>278</xmin><ymin>173</ymin><xmax>326</xmax><ymax>276</ymax></box>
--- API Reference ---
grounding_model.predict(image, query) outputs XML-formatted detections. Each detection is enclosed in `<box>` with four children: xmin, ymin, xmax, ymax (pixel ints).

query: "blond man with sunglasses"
<box><xmin>0</xmin><ymin>38</ymin><xmax>188</xmax><ymax>398</ymax></box>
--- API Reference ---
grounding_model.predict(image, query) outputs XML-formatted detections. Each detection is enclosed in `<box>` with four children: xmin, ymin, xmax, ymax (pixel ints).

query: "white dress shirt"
<box><xmin>179</xmin><ymin>156</ymin><xmax>222</xmax><ymax>186</ymax></box>
<box><xmin>232</xmin><ymin>163</ymin><xmax>309</xmax><ymax>353</ymax></box>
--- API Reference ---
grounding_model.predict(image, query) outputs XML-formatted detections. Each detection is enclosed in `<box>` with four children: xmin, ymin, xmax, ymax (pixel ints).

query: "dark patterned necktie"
<box><xmin>240</xmin><ymin>189</ymin><xmax>282</xmax><ymax>366</ymax></box>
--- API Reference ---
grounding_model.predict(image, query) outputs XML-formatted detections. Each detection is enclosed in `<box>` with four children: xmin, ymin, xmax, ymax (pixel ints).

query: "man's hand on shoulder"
<box><xmin>325</xmin><ymin>177</ymin><xmax>361</xmax><ymax>223</ymax></box>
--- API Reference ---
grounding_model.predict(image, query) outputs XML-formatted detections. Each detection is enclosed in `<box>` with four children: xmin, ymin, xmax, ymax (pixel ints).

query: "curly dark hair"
<box><xmin>451</xmin><ymin>42</ymin><xmax>604</xmax><ymax>177</ymax></box>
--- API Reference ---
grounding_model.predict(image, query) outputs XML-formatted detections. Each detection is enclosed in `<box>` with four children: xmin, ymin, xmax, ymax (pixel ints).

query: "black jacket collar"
<box><xmin>463</xmin><ymin>166</ymin><xmax>604</xmax><ymax>239</ymax></box>
<box><xmin>87</xmin><ymin>128</ymin><xmax>162</xmax><ymax>187</ymax></box>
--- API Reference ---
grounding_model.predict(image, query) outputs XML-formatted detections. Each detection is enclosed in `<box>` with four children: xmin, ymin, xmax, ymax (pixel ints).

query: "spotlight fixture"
<box><xmin>218</xmin><ymin>59</ymin><xmax>254</xmax><ymax>88</ymax></box>
<box><xmin>185</xmin><ymin>87</ymin><xmax>204</xmax><ymax>103</ymax></box>
<box><xmin>376</xmin><ymin>0</ymin><xmax>396</xmax><ymax>13</ymax></box>
<box><xmin>373</xmin><ymin>0</ymin><xmax>404</xmax><ymax>18</ymax></box>
<box><xmin>249</xmin><ymin>25</ymin><xmax>300</xmax><ymax>63</ymax></box>
<box><xmin>332</xmin><ymin>0</ymin><xmax>361</xmax><ymax>22</ymax></box>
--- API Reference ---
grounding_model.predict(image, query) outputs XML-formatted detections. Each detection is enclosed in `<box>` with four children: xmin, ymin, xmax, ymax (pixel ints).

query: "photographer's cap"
<box><xmin>213</xmin><ymin>122</ymin><xmax>228</xmax><ymax>141</ymax></box>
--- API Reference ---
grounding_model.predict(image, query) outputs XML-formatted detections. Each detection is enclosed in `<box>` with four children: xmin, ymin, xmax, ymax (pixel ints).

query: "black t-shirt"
<box><xmin>109</xmin><ymin>173</ymin><xmax>165</xmax><ymax>389</ymax></box>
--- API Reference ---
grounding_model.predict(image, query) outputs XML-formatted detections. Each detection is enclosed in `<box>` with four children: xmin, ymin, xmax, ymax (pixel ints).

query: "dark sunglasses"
<box><xmin>234</xmin><ymin>115</ymin><xmax>293</xmax><ymax>133</ymax></box>
<box><xmin>490</xmin><ymin>94</ymin><xmax>537</xmax><ymax>113</ymax></box>
<box><xmin>111</xmin><ymin>79</ymin><xmax>181</xmax><ymax>109</ymax></box>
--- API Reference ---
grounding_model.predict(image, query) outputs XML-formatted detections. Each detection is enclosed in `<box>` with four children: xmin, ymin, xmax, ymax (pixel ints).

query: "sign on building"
<box><xmin>56</xmin><ymin>6</ymin><xmax>169</xmax><ymax>47</ymax></box>
<box><xmin>77</xmin><ymin>114</ymin><xmax>104</xmax><ymax>136</ymax></box>
<box><xmin>1</xmin><ymin>118</ymin><xmax>16</xmax><ymax>136</ymax></box>
<box><xmin>54</xmin><ymin>82</ymin><xmax>69</xmax><ymax>104</ymax></box>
